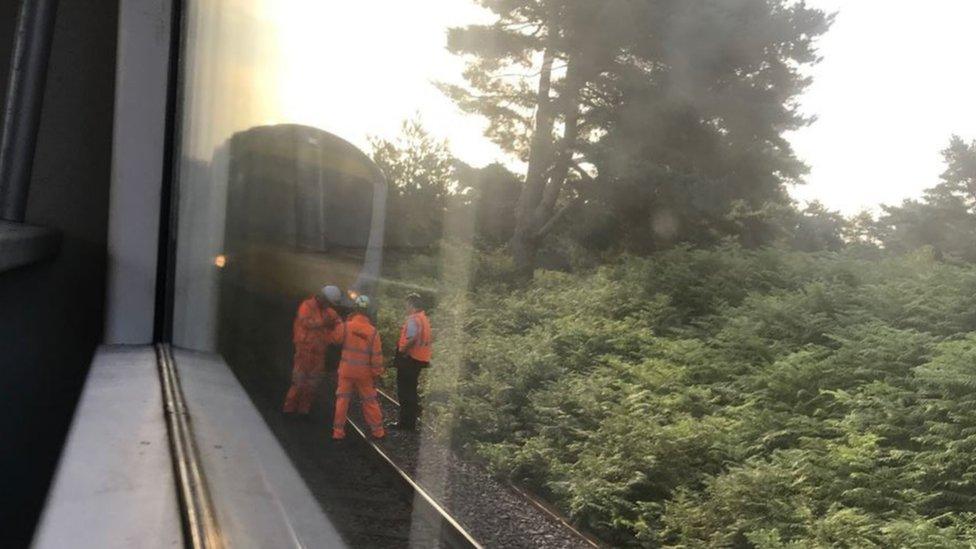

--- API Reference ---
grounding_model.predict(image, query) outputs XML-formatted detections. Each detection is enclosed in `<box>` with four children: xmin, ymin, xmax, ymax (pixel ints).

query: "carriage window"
<box><xmin>170</xmin><ymin>1</ymin><xmax>976</xmax><ymax>547</ymax></box>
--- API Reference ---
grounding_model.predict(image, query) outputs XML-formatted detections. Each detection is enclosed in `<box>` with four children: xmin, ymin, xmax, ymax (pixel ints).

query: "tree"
<box><xmin>876</xmin><ymin>136</ymin><xmax>976</xmax><ymax>261</ymax></box>
<box><xmin>843</xmin><ymin>210</ymin><xmax>880</xmax><ymax>246</ymax></box>
<box><xmin>790</xmin><ymin>201</ymin><xmax>847</xmax><ymax>252</ymax></box>
<box><xmin>458</xmin><ymin>162</ymin><xmax>523</xmax><ymax>247</ymax></box>
<box><xmin>370</xmin><ymin>119</ymin><xmax>457</xmax><ymax>248</ymax></box>
<box><xmin>443</xmin><ymin>0</ymin><xmax>831</xmax><ymax>274</ymax></box>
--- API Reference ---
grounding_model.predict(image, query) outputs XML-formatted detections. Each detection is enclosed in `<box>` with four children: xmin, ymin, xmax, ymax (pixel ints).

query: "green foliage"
<box><xmin>370</xmin><ymin>119</ymin><xmax>457</xmax><ymax>248</ymax></box>
<box><xmin>377</xmin><ymin>246</ymin><xmax>976</xmax><ymax>546</ymax></box>
<box><xmin>457</xmin><ymin>162</ymin><xmax>522</xmax><ymax>247</ymax></box>
<box><xmin>876</xmin><ymin>136</ymin><xmax>976</xmax><ymax>261</ymax></box>
<box><xmin>443</xmin><ymin>0</ymin><xmax>833</xmax><ymax>270</ymax></box>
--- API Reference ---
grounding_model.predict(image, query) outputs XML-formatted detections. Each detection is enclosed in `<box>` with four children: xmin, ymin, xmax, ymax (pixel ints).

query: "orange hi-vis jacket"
<box><xmin>293</xmin><ymin>296</ymin><xmax>340</xmax><ymax>354</ymax></box>
<box><xmin>331</xmin><ymin>312</ymin><xmax>383</xmax><ymax>377</ymax></box>
<box><xmin>398</xmin><ymin>310</ymin><xmax>432</xmax><ymax>363</ymax></box>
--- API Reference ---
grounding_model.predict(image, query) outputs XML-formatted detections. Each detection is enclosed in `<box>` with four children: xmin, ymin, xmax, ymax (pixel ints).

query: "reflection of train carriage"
<box><xmin>217</xmin><ymin>124</ymin><xmax>387</xmax><ymax>402</ymax></box>
<box><xmin>225</xmin><ymin>124</ymin><xmax>380</xmax><ymax>256</ymax></box>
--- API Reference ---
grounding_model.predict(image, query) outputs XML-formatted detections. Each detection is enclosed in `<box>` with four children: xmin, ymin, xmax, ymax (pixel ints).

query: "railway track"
<box><xmin>225</xmin><ymin>304</ymin><xmax>594</xmax><ymax>548</ymax></box>
<box><xmin>344</xmin><ymin>417</ymin><xmax>482</xmax><ymax>548</ymax></box>
<box><xmin>365</xmin><ymin>387</ymin><xmax>603</xmax><ymax>549</ymax></box>
<box><xmin>252</xmin><ymin>383</ymin><xmax>479</xmax><ymax>548</ymax></box>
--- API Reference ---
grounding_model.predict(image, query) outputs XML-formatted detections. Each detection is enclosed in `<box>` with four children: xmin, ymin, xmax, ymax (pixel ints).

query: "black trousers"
<box><xmin>396</xmin><ymin>356</ymin><xmax>428</xmax><ymax>427</ymax></box>
<box><xmin>322</xmin><ymin>345</ymin><xmax>342</xmax><ymax>426</ymax></box>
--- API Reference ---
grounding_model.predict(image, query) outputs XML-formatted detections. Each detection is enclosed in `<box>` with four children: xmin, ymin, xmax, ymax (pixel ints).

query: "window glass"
<box><xmin>172</xmin><ymin>1</ymin><xmax>976</xmax><ymax>546</ymax></box>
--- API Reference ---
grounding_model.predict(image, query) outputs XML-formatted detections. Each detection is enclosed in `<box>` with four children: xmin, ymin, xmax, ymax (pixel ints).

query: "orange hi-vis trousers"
<box><xmin>283</xmin><ymin>346</ymin><xmax>325</xmax><ymax>415</ymax></box>
<box><xmin>332</xmin><ymin>371</ymin><xmax>385</xmax><ymax>439</ymax></box>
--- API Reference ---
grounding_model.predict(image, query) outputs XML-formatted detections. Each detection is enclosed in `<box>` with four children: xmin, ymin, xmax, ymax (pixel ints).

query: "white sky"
<box><xmin>263</xmin><ymin>1</ymin><xmax>976</xmax><ymax>216</ymax></box>
<box><xmin>269</xmin><ymin>1</ymin><xmax>502</xmax><ymax>165</ymax></box>
<box><xmin>790</xmin><ymin>0</ymin><xmax>976</xmax><ymax>214</ymax></box>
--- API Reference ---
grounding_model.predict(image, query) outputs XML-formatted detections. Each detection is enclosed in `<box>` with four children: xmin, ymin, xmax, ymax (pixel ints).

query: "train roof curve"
<box><xmin>229</xmin><ymin>123</ymin><xmax>386</xmax><ymax>184</ymax></box>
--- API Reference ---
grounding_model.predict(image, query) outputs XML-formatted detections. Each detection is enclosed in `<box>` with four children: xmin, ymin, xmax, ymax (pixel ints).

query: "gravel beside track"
<box><xmin>229</xmin><ymin>324</ymin><xmax>596</xmax><ymax>548</ymax></box>
<box><xmin>250</xmin><ymin>388</ymin><xmax>449</xmax><ymax>548</ymax></box>
<box><xmin>348</xmin><ymin>389</ymin><xmax>599</xmax><ymax>549</ymax></box>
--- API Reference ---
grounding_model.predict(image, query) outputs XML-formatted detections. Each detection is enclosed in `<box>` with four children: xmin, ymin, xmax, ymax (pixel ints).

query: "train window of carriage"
<box><xmin>168</xmin><ymin>1</ymin><xmax>976</xmax><ymax>547</ymax></box>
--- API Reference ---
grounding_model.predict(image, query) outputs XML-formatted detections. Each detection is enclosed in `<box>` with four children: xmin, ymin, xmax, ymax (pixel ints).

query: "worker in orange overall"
<box><xmin>282</xmin><ymin>285</ymin><xmax>343</xmax><ymax>417</ymax></box>
<box><xmin>393</xmin><ymin>293</ymin><xmax>432</xmax><ymax>431</ymax></box>
<box><xmin>330</xmin><ymin>294</ymin><xmax>385</xmax><ymax>439</ymax></box>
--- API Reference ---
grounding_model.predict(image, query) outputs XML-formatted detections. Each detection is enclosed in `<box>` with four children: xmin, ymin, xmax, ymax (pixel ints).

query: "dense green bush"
<box><xmin>376</xmin><ymin>245</ymin><xmax>976</xmax><ymax>546</ymax></box>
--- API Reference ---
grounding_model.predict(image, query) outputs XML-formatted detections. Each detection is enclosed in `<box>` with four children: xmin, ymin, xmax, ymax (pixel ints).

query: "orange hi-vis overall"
<box><xmin>283</xmin><ymin>297</ymin><xmax>340</xmax><ymax>415</ymax></box>
<box><xmin>398</xmin><ymin>310</ymin><xmax>432</xmax><ymax>362</ymax></box>
<box><xmin>330</xmin><ymin>312</ymin><xmax>385</xmax><ymax>438</ymax></box>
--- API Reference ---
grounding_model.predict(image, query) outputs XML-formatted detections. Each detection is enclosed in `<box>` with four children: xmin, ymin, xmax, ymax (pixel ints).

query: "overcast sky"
<box><xmin>265</xmin><ymin>1</ymin><xmax>976</xmax><ymax>216</ymax></box>
<box><xmin>790</xmin><ymin>0</ymin><xmax>976</xmax><ymax>214</ymax></box>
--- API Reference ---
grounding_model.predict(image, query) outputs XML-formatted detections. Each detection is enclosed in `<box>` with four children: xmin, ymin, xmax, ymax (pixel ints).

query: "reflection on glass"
<box><xmin>171</xmin><ymin>0</ymin><xmax>976</xmax><ymax>547</ymax></box>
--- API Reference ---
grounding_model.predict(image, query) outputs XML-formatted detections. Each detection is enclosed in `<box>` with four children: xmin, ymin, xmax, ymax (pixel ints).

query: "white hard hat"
<box><xmin>321</xmin><ymin>285</ymin><xmax>342</xmax><ymax>304</ymax></box>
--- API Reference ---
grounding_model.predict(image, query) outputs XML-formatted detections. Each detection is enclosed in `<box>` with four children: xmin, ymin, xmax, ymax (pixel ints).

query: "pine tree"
<box><xmin>370</xmin><ymin>119</ymin><xmax>456</xmax><ymax>247</ymax></box>
<box><xmin>877</xmin><ymin>136</ymin><xmax>976</xmax><ymax>261</ymax></box>
<box><xmin>443</xmin><ymin>0</ymin><xmax>831</xmax><ymax>273</ymax></box>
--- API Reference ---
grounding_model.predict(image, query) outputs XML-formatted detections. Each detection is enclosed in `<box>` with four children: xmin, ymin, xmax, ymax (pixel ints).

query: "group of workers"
<box><xmin>282</xmin><ymin>285</ymin><xmax>432</xmax><ymax>440</ymax></box>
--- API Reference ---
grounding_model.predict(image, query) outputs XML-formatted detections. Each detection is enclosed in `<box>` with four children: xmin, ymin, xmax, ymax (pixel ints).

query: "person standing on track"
<box><xmin>283</xmin><ymin>285</ymin><xmax>343</xmax><ymax>418</ymax></box>
<box><xmin>330</xmin><ymin>294</ymin><xmax>386</xmax><ymax>440</ymax></box>
<box><xmin>393</xmin><ymin>293</ymin><xmax>432</xmax><ymax>431</ymax></box>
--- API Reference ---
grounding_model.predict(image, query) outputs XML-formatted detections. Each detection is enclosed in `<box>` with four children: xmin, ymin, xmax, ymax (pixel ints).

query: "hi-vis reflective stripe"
<box><xmin>341</xmin><ymin>327</ymin><xmax>379</xmax><ymax>368</ymax></box>
<box><xmin>412</xmin><ymin>313</ymin><xmax>431</xmax><ymax>347</ymax></box>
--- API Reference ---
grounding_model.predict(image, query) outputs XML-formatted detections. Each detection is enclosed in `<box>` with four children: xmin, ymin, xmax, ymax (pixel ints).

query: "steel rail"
<box><xmin>344</xmin><ymin>417</ymin><xmax>483</xmax><ymax>549</ymax></box>
<box><xmin>373</xmin><ymin>387</ymin><xmax>604</xmax><ymax>549</ymax></box>
<box><xmin>156</xmin><ymin>343</ymin><xmax>224</xmax><ymax>549</ymax></box>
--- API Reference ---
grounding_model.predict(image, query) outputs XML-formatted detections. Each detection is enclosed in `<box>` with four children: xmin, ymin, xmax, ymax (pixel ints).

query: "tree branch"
<box><xmin>534</xmin><ymin>196</ymin><xmax>582</xmax><ymax>240</ymax></box>
<box><xmin>570</xmin><ymin>161</ymin><xmax>596</xmax><ymax>183</ymax></box>
<box><xmin>535</xmin><ymin>55</ymin><xmax>585</xmax><ymax>226</ymax></box>
<box><xmin>568</xmin><ymin>161</ymin><xmax>601</xmax><ymax>196</ymax></box>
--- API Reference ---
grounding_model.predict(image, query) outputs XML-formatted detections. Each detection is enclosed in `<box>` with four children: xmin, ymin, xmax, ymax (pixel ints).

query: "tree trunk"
<box><xmin>510</xmin><ymin>231</ymin><xmax>536</xmax><ymax>278</ymax></box>
<box><xmin>511</xmin><ymin>47</ymin><xmax>557</xmax><ymax>277</ymax></box>
<box><xmin>511</xmin><ymin>50</ymin><xmax>586</xmax><ymax>277</ymax></box>
<box><xmin>535</xmin><ymin>56</ymin><xmax>583</xmax><ymax>227</ymax></box>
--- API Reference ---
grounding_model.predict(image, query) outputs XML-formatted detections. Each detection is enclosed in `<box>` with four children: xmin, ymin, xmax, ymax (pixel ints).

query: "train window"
<box><xmin>169</xmin><ymin>1</ymin><xmax>976</xmax><ymax>547</ymax></box>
